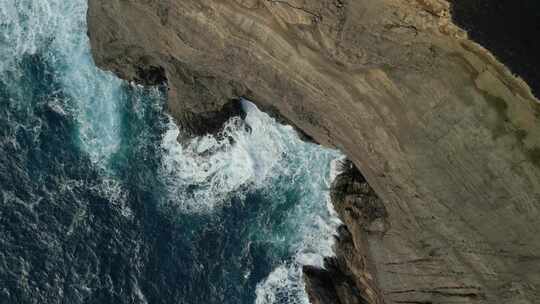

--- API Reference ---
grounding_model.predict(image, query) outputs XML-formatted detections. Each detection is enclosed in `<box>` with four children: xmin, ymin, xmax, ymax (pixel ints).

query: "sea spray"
<box><xmin>254</xmin><ymin>158</ymin><xmax>343</xmax><ymax>304</ymax></box>
<box><xmin>0</xmin><ymin>0</ymin><xmax>344</xmax><ymax>302</ymax></box>
<box><xmin>160</xmin><ymin>99</ymin><xmax>342</xmax><ymax>303</ymax></box>
<box><xmin>160</xmin><ymin>100</ymin><xmax>294</xmax><ymax>213</ymax></box>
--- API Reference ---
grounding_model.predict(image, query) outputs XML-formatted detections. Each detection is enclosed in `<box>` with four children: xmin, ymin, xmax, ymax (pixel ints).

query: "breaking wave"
<box><xmin>160</xmin><ymin>100</ymin><xmax>342</xmax><ymax>303</ymax></box>
<box><xmin>0</xmin><ymin>0</ymin><xmax>125</xmax><ymax>168</ymax></box>
<box><xmin>0</xmin><ymin>0</ymin><xmax>343</xmax><ymax>303</ymax></box>
<box><xmin>160</xmin><ymin>101</ymin><xmax>318</xmax><ymax>213</ymax></box>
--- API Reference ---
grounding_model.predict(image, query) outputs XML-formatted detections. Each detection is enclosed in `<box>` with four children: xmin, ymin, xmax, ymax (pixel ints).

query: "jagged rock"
<box><xmin>303</xmin><ymin>161</ymin><xmax>384</xmax><ymax>304</ymax></box>
<box><xmin>87</xmin><ymin>0</ymin><xmax>540</xmax><ymax>303</ymax></box>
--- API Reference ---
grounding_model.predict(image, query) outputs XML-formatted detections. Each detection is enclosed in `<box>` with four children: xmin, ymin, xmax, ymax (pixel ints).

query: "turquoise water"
<box><xmin>0</xmin><ymin>1</ymin><xmax>341</xmax><ymax>303</ymax></box>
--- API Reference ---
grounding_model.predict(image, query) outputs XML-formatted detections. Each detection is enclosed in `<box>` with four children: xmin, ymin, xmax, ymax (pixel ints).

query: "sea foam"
<box><xmin>1</xmin><ymin>0</ymin><xmax>344</xmax><ymax>301</ymax></box>
<box><xmin>161</xmin><ymin>100</ymin><xmax>343</xmax><ymax>303</ymax></box>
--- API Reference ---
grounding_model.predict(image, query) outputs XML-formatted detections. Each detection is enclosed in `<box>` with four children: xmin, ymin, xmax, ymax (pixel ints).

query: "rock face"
<box><xmin>87</xmin><ymin>0</ymin><xmax>540</xmax><ymax>303</ymax></box>
<box><xmin>304</xmin><ymin>160</ymin><xmax>387</xmax><ymax>304</ymax></box>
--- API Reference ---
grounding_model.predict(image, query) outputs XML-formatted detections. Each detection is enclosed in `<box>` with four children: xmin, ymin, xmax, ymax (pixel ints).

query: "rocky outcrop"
<box><xmin>304</xmin><ymin>160</ymin><xmax>387</xmax><ymax>304</ymax></box>
<box><xmin>87</xmin><ymin>0</ymin><xmax>540</xmax><ymax>303</ymax></box>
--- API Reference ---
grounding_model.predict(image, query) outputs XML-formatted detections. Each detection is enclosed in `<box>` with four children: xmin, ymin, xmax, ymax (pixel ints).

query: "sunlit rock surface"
<box><xmin>87</xmin><ymin>0</ymin><xmax>540</xmax><ymax>303</ymax></box>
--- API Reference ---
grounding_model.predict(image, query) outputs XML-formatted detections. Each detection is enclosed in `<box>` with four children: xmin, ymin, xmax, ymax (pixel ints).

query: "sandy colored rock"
<box><xmin>87</xmin><ymin>0</ymin><xmax>540</xmax><ymax>303</ymax></box>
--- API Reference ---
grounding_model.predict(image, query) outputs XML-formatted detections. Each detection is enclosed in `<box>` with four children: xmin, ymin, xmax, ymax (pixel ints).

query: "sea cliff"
<box><xmin>87</xmin><ymin>0</ymin><xmax>540</xmax><ymax>303</ymax></box>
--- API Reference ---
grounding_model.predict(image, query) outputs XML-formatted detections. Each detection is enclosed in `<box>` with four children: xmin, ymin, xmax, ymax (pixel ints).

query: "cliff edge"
<box><xmin>87</xmin><ymin>0</ymin><xmax>540</xmax><ymax>303</ymax></box>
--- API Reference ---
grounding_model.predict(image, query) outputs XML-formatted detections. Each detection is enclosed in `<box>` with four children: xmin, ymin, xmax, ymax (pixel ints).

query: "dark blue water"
<box><xmin>0</xmin><ymin>1</ymin><xmax>341</xmax><ymax>304</ymax></box>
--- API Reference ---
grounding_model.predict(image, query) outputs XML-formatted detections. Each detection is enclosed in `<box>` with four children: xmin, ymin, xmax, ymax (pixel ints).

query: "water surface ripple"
<box><xmin>0</xmin><ymin>1</ymin><xmax>341</xmax><ymax>303</ymax></box>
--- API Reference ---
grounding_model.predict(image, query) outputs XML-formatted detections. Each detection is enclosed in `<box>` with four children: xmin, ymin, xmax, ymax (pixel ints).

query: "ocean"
<box><xmin>0</xmin><ymin>1</ymin><xmax>341</xmax><ymax>303</ymax></box>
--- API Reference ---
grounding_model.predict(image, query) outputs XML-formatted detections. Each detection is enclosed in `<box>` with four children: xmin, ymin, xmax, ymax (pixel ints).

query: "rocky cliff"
<box><xmin>87</xmin><ymin>0</ymin><xmax>540</xmax><ymax>303</ymax></box>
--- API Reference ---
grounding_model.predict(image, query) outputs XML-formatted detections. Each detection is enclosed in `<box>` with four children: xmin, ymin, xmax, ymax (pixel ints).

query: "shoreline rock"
<box><xmin>304</xmin><ymin>160</ymin><xmax>386</xmax><ymax>304</ymax></box>
<box><xmin>449</xmin><ymin>0</ymin><xmax>540</xmax><ymax>97</ymax></box>
<box><xmin>87</xmin><ymin>0</ymin><xmax>540</xmax><ymax>303</ymax></box>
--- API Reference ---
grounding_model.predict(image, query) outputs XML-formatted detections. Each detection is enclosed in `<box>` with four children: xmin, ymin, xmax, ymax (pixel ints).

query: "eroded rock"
<box><xmin>87</xmin><ymin>0</ymin><xmax>540</xmax><ymax>303</ymax></box>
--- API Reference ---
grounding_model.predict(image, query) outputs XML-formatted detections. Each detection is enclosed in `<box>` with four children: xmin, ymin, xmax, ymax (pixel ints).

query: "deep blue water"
<box><xmin>0</xmin><ymin>1</ymin><xmax>340</xmax><ymax>304</ymax></box>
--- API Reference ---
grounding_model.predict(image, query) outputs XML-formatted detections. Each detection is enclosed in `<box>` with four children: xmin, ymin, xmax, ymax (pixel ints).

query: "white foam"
<box><xmin>47</xmin><ymin>1</ymin><xmax>125</xmax><ymax>168</ymax></box>
<box><xmin>0</xmin><ymin>0</ymin><xmax>59</xmax><ymax>71</ymax></box>
<box><xmin>254</xmin><ymin>157</ymin><xmax>343</xmax><ymax>304</ymax></box>
<box><xmin>0</xmin><ymin>0</ymin><xmax>139</xmax><ymax>220</ymax></box>
<box><xmin>160</xmin><ymin>100</ymin><xmax>295</xmax><ymax>213</ymax></box>
<box><xmin>161</xmin><ymin>100</ymin><xmax>343</xmax><ymax>303</ymax></box>
<box><xmin>255</xmin><ymin>264</ymin><xmax>310</xmax><ymax>304</ymax></box>
<box><xmin>1</xmin><ymin>0</ymin><xmax>127</xmax><ymax>169</ymax></box>
<box><xmin>3</xmin><ymin>1</ymin><xmax>345</xmax><ymax>300</ymax></box>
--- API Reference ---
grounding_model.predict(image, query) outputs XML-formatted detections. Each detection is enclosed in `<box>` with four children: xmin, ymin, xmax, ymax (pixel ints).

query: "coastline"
<box><xmin>304</xmin><ymin>160</ymin><xmax>386</xmax><ymax>304</ymax></box>
<box><xmin>87</xmin><ymin>0</ymin><xmax>540</xmax><ymax>303</ymax></box>
<box><xmin>449</xmin><ymin>0</ymin><xmax>540</xmax><ymax>97</ymax></box>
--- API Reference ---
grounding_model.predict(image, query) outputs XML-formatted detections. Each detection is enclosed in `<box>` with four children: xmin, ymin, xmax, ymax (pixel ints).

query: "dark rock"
<box><xmin>303</xmin><ymin>265</ymin><xmax>342</xmax><ymax>304</ymax></box>
<box><xmin>303</xmin><ymin>161</ymin><xmax>384</xmax><ymax>304</ymax></box>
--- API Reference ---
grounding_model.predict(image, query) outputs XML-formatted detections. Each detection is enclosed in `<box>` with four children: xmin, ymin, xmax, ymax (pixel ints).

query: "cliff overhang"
<box><xmin>87</xmin><ymin>0</ymin><xmax>540</xmax><ymax>303</ymax></box>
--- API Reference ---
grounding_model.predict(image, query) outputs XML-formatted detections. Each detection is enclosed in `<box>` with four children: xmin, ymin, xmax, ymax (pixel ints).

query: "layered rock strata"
<box><xmin>87</xmin><ymin>0</ymin><xmax>540</xmax><ymax>303</ymax></box>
